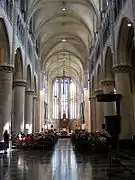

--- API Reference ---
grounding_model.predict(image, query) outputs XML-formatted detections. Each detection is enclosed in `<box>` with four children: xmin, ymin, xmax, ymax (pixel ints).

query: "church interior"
<box><xmin>0</xmin><ymin>0</ymin><xmax>135</xmax><ymax>179</ymax></box>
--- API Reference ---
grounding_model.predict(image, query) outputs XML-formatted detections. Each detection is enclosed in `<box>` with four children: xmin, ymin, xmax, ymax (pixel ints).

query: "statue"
<box><xmin>63</xmin><ymin>112</ymin><xmax>66</xmax><ymax>119</ymax></box>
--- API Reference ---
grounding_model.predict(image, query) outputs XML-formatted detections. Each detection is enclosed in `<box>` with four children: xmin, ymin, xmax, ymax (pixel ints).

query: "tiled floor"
<box><xmin>0</xmin><ymin>139</ymin><xmax>135</xmax><ymax>180</ymax></box>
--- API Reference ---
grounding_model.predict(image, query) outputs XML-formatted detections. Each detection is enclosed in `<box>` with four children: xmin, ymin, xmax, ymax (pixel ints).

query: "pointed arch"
<box><xmin>14</xmin><ymin>48</ymin><xmax>23</xmax><ymax>80</ymax></box>
<box><xmin>96</xmin><ymin>64</ymin><xmax>101</xmax><ymax>88</ymax></box>
<box><xmin>0</xmin><ymin>18</ymin><xmax>10</xmax><ymax>64</ymax></box>
<box><xmin>26</xmin><ymin>65</ymin><xmax>32</xmax><ymax>90</ymax></box>
<box><xmin>117</xmin><ymin>17</ymin><xmax>134</xmax><ymax>64</ymax></box>
<box><xmin>104</xmin><ymin>46</ymin><xmax>113</xmax><ymax>79</ymax></box>
<box><xmin>34</xmin><ymin>76</ymin><xmax>37</xmax><ymax>95</ymax></box>
<box><xmin>91</xmin><ymin>76</ymin><xmax>95</xmax><ymax>92</ymax></box>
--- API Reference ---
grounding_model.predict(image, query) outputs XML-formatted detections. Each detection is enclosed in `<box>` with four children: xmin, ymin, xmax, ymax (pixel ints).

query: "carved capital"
<box><xmin>89</xmin><ymin>95</ymin><xmax>96</xmax><ymax>101</ymax></box>
<box><xmin>13</xmin><ymin>80</ymin><xmax>27</xmax><ymax>88</ymax></box>
<box><xmin>101</xmin><ymin>80</ymin><xmax>115</xmax><ymax>87</ymax></box>
<box><xmin>94</xmin><ymin>89</ymin><xmax>103</xmax><ymax>96</ymax></box>
<box><xmin>0</xmin><ymin>65</ymin><xmax>14</xmax><ymax>73</ymax></box>
<box><xmin>113</xmin><ymin>64</ymin><xmax>131</xmax><ymax>73</ymax></box>
<box><xmin>25</xmin><ymin>90</ymin><xmax>34</xmax><ymax>95</ymax></box>
<box><xmin>33</xmin><ymin>96</ymin><xmax>38</xmax><ymax>100</ymax></box>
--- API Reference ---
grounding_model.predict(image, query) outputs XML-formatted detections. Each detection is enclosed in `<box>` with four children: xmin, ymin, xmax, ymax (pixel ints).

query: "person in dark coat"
<box><xmin>3</xmin><ymin>130</ymin><xmax>10</xmax><ymax>154</ymax></box>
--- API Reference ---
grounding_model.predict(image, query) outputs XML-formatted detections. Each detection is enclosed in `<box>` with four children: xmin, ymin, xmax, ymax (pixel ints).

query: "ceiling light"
<box><xmin>61</xmin><ymin>7</ymin><xmax>66</xmax><ymax>11</ymax></box>
<box><xmin>128</xmin><ymin>23</ymin><xmax>132</xmax><ymax>27</ymax></box>
<box><xmin>62</xmin><ymin>39</ymin><xmax>66</xmax><ymax>42</ymax></box>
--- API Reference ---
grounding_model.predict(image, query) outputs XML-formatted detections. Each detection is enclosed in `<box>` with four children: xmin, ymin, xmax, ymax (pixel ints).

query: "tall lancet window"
<box><xmin>60</xmin><ymin>77</ymin><xmax>69</xmax><ymax>118</ymax></box>
<box><xmin>53</xmin><ymin>79</ymin><xmax>59</xmax><ymax>119</ymax></box>
<box><xmin>52</xmin><ymin>77</ymin><xmax>77</xmax><ymax>120</ymax></box>
<box><xmin>70</xmin><ymin>80</ymin><xmax>77</xmax><ymax>119</ymax></box>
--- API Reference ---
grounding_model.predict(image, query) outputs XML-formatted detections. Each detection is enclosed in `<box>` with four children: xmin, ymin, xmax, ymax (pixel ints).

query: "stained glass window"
<box><xmin>53</xmin><ymin>77</ymin><xmax>77</xmax><ymax>119</ymax></box>
<box><xmin>53</xmin><ymin>79</ymin><xmax>59</xmax><ymax>119</ymax></box>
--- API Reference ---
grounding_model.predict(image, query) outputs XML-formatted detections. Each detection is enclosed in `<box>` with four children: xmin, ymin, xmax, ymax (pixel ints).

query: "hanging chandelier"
<box><xmin>61</xmin><ymin>0</ymin><xmax>66</xmax><ymax>11</ymax></box>
<box><xmin>62</xmin><ymin>70</ymin><xmax>66</xmax><ymax>94</ymax></box>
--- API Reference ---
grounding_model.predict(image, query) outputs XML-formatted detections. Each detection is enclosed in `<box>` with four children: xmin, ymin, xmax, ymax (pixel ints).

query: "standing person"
<box><xmin>3</xmin><ymin>130</ymin><xmax>10</xmax><ymax>154</ymax></box>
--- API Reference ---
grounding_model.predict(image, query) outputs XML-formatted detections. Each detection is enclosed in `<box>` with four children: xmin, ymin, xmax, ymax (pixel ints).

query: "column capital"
<box><xmin>33</xmin><ymin>95</ymin><xmax>38</xmax><ymax>100</ymax></box>
<box><xmin>0</xmin><ymin>65</ymin><xmax>14</xmax><ymax>72</ymax></box>
<box><xmin>94</xmin><ymin>89</ymin><xmax>103</xmax><ymax>96</ymax></box>
<box><xmin>89</xmin><ymin>95</ymin><xmax>96</xmax><ymax>100</ymax></box>
<box><xmin>101</xmin><ymin>80</ymin><xmax>115</xmax><ymax>87</ymax></box>
<box><xmin>13</xmin><ymin>80</ymin><xmax>27</xmax><ymax>87</ymax></box>
<box><xmin>25</xmin><ymin>90</ymin><xmax>34</xmax><ymax>95</ymax></box>
<box><xmin>113</xmin><ymin>64</ymin><xmax>131</xmax><ymax>73</ymax></box>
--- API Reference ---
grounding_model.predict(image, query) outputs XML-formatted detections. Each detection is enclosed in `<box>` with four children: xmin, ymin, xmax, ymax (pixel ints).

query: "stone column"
<box><xmin>113</xmin><ymin>64</ymin><xmax>133</xmax><ymax>139</ymax></box>
<box><xmin>0</xmin><ymin>65</ymin><xmax>14</xmax><ymax>140</ymax></box>
<box><xmin>35</xmin><ymin>97</ymin><xmax>40</xmax><ymax>132</ymax></box>
<box><xmin>101</xmin><ymin>80</ymin><xmax>115</xmax><ymax>116</ymax></box>
<box><xmin>58</xmin><ymin>79</ymin><xmax>61</xmax><ymax>120</ymax></box>
<box><xmin>25</xmin><ymin>90</ymin><xmax>34</xmax><ymax>134</ymax></box>
<box><xmin>76</xmin><ymin>85</ymin><xmax>80</xmax><ymax>120</ymax></box>
<box><xmin>33</xmin><ymin>96</ymin><xmax>37</xmax><ymax>132</ymax></box>
<box><xmin>68</xmin><ymin>79</ymin><xmax>70</xmax><ymax>119</ymax></box>
<box><xmin>13</xmin><ymin>80</ymin><xmax>26</xmax><ymax>134</ymax></box>
<box><xmin>84</xmin><ymin>89</ymin><xmax>90</xmax><ymax>131</ymax></box>
<box><xmin>49</xmin><ymin>82</ymin><xmax>53</xmax><ymax>123</ymax></box>
<box><xmin>95</xmin><ymin>89</ymin><xmax>104</xmax><ymax>131</ymax></box>
<box><xmin>90</xmin><ymin>95</ymin><xmax>96</xmax><ymax>132</ymax></box>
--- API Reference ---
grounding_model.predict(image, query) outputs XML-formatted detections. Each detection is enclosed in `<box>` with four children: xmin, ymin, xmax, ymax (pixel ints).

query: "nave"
<box><xmin>1</xmin><ymin>139</ymin><xmax>135</xmax><ymax>180</ymax></box>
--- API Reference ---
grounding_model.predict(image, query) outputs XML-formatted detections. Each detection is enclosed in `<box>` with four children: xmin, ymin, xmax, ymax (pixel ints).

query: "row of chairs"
<box><xmin>12</xmin><ymin>133</ymin><xmax>58</xmax><ymax>150</ymax></box>
<box><xmin>71</xmin><ymin>130</ymin><xmax>111</xmax><ymax>153</ymax></box>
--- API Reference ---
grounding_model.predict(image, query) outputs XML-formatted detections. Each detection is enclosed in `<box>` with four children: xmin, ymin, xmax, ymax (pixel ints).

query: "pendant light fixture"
<box><xmin>61</xmin><ymin>0</ymin><xmax>66</xmax><ymax>11</ymax></box>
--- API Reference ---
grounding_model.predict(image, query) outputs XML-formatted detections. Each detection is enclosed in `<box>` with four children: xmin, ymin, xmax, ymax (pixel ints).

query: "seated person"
<box><xmin>25</xmin><ymin>134</ymin><xmax>31</xmax><ymax>141</ymax></box>
<box><xmin>39</xmin><ymin>136</ymin><xmax>44</xmax><ymax>141</ymax></box>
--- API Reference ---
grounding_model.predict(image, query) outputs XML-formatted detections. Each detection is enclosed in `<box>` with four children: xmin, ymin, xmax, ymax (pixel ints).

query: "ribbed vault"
<box><xmin>28</xmin><ymin>0</ymin><xmax>99</xmax><ymax>83</ymax></box>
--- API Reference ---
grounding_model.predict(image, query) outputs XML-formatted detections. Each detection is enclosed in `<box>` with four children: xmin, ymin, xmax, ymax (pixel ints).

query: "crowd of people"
<box><xmin>0</xmin><ymin>128</ymin><xmax>113</xmax><ymax>153</ymax></box>
<box><xmin>0</xmin><ymin>130</ymin><xmax>59</xmax><ymax>153</ymax></box>
<box><xmin>71</xmin><ymin>129</ymin><xmax>112</xmax><ymax>153</ymax></box>
<box><xmin>11</xmin><ymin>130</ymin><xmax>58</xmax><ymax>150</ymax></box>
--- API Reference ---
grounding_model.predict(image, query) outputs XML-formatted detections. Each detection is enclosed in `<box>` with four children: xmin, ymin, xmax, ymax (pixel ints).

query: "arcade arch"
<box><xmin>101</xmin><ymin>47</ymin><xmax>115</xmax><ymax>122</ymax></box>
<box><xmin>113</xmin><ymin>17</ymin><xmax>135</xmax><ymax>139</ymax></box>
<box><xmin>33</xmin><ymin>76</ymin><xmax>38</xmax><ymax>132</ymax></box>
<box><xmin>34</xmin><ymin>76</ymin><xmax>37</xmax><ymax>96</ymax></box>
<box><xmin>25</xmin><ymin>65</ymin><xmax>34</xmax><ymax>134</ymax></box>
<box><xmin>0</xmin><ymin>18</ymin><xmax>13</xmax><ymax>139</ymax></box>
<box><xmin>90</xmin><ymin>76</ymin><xmax>96</xmax><ymax>131</ymax></box>
<box><xmin>14</xmin><ymin>48</ymin><xmax>23</xmax><ymax>80</ymax></box>
<box><xmin>95</xmin><ymin>64</ymin><xmax>104</xmax><ymax>131</ymax></box>
<box><xmin>26</xmin><ymin>64</ymin><xmax>32</xmax><ymax>90</ymax></box>
<box><xmin>117</xmin><ymin>18</ymin><xmax>134</xmax><ymax>65</ymax></box>
<box><xmin>91</xmin><ymin>76</ymin><xmax>95</xmax><ymax>93</ymax></box>
<box><xmin>12</xmin><ymin>48</ymin><xmax>26</xmax><ymax>134</ymax></box>
<box><xmin>0</xmin><ymin>18</ymin><xmax>10</xmax><ymax>65</ymax></box>
<box><xmin>104</xmin><ymin>47</ymin><xmax>114</xmax><ymax>80</ymax></box>
<box><xmin>96</xmin><ymin>64</ymin><xmax>102</xmax><ymax>89</ymax></box>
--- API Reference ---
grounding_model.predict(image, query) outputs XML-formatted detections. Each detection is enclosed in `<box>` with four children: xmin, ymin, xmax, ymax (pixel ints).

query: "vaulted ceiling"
<box><xmin>28</xmin><ymin>0</ymin><xmax>99</xmax><ymax>83</ymax></box>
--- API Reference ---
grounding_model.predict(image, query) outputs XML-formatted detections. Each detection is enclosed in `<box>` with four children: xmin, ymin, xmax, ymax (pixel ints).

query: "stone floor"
<box><xmin>0</xmin><ymin>139</ymin><xmax>135</xmax><ymax>180</ymax></box>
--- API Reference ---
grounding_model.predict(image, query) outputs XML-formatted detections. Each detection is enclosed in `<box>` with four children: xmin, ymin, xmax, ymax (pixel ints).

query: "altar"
<box><xmin>59</xmin><ymin>113</ymin><xmax>71</xmax><ymax>137</ymax></box>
